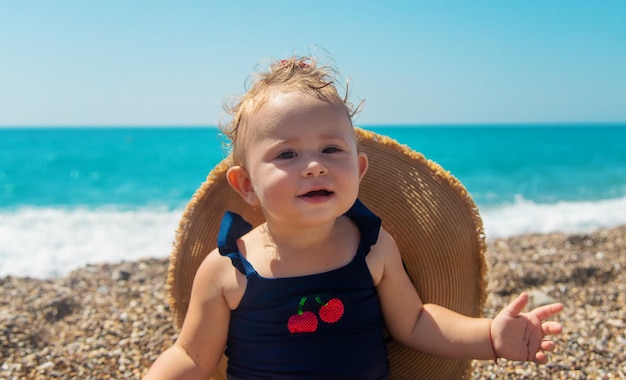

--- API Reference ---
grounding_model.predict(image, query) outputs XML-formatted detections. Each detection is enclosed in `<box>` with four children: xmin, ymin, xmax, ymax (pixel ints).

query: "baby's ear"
<box><xmin>226</xmin><ymin>166</ymin><xmax>259</xmax><ymax>206</ymax></box>
<box><xmin>358</xmin><ymin>152</ymin><xmax>369</xmax><ymax>181</ymax></box>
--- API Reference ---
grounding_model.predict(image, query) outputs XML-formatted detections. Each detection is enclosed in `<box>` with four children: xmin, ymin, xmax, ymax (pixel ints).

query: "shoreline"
<box><xmin>2</xmin><ymin>226</ymin><xmax>625</xmax><ymax>379</ymax></box>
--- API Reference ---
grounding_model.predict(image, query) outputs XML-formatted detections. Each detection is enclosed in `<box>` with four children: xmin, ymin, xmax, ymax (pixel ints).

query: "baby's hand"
<box><xmin>490</xmin><ymin>292</ymin><xmax>563</xmax><ymax>364</ymax></box>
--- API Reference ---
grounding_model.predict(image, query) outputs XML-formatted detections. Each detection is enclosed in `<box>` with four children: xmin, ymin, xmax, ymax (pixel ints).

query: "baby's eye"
<box><xmin>322</xmin><ymin>146</ymin><xmax>341</xmax><ymax>154</ymax></box>
<box><xmin>277</xmin><ymin>150</ymin><xmax>297</xmax><ymax>159</ymax></box>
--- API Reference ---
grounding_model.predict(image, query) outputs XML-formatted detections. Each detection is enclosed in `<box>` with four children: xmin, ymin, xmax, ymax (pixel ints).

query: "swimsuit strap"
<box><xmin>217</xmin><ymin>211</ymin><xmax>256</xmax><ymax>276</ymax></box>
<box><xmin>345</xmin><ymin>199</ymin><xmax>382</xmax><ymax>258</ymax></box>
<box><xmin>217</xmin><ymin>199</ymin><xmax>381</xmax><ymax>274</ymax></box>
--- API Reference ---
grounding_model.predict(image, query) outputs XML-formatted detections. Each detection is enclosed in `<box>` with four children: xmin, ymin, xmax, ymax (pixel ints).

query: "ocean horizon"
<box><xmin>2</xmin><ymin>124</ymin><xmax>625</xmax><ymax>278</ymax></box>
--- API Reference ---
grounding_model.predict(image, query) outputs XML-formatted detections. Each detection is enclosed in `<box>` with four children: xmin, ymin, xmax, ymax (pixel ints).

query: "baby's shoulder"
<box><xmin>370</xmin><ymin>227</ymin><xmax>400</xmax><ymax>257</ymax></box>
<box><xmin>194</xmin><ymin>247</ymin><xmax>247</xmax><ymax>309</ymax></box>
<box><xmin>366</xmin><ymin>227</ymin><xmax>400</xmax><ymax>285</ymax></box>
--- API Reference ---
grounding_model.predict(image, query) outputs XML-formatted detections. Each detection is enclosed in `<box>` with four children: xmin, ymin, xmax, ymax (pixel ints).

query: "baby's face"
<box><xmin>242</xmin><ymin>89</ymin><xmax>367</xmax><ymax>227</ymax></box>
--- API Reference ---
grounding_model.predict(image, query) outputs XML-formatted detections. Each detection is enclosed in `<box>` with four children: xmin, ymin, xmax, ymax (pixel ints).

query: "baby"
<box><xmin>144</xmin><ymin>56</ymin><xmax>563</xmax><ymax>379</ymax></box>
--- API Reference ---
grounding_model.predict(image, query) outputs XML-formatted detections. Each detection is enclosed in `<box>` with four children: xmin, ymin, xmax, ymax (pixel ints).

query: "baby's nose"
<box><xmin>303</xmin><ymin>159</ymin><xmax>328</xmax><ymax>177</ymax></box>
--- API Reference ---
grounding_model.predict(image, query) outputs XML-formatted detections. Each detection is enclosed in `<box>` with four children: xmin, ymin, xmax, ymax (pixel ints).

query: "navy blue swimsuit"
<box><xmin>218</xmin><ymin>199</ymin><xmax>389</xmax><ymax>379</ymax></box>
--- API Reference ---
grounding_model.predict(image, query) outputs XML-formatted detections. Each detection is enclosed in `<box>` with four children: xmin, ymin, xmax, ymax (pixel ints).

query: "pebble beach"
<box><xmin>1</xmin><ymin>226</ymin><xmax>625</xmax><ymax>379</ymax></box>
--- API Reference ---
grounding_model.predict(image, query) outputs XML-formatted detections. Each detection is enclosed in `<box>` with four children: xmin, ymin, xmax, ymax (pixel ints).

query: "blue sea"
<box><xmin>1</xmin><ymin>125</ymin><xmax>625</xmax><ymax>278</ymax></box>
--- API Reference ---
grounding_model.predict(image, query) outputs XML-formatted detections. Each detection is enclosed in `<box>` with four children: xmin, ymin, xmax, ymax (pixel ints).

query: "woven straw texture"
<box><xmin>167</xmin><ymin>128</ymin><xmax>487</xmax><ymax>379</ymax></box>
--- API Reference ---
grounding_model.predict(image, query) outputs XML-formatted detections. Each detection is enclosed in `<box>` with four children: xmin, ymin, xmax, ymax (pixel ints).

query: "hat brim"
<box><xmin>168</xmin><ymin>127</ymin><xmax>487</xmax><ymax>379</ymax></box>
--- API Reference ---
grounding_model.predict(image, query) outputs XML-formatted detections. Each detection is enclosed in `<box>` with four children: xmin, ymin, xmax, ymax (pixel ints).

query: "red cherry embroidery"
<box><xmin>318</xmin><ymin>298</ymin><xmax>344</xmax><ymax>323</ymax></box>
<box><xmin>287</xmin><ymin>310</ymin><xmax>318</xmax><ymax>333</ymax></box>
<box><xmin>287</xmin><ymin>295</ymin><xmax>345</xmax><ymax>333</ymax></box>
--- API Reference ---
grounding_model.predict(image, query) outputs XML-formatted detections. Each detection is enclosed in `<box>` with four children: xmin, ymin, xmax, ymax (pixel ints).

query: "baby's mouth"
<box><xmin>301</xmin><ymin>190</ymin><xmax>333</xmax><ymax>198</ymax></box>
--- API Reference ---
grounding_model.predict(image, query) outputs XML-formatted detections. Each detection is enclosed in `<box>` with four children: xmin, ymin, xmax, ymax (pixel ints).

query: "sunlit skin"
<box><xmin>143</xmin><ymin>88</ymin><xmax>563</xmax><ymax>380</ymax></box>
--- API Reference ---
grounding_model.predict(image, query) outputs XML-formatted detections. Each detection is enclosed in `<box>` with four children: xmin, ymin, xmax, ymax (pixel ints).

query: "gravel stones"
<box><xmin>471</xmin><ymin>226</ymin><xmax>626</xmax><ymax>379</ymax></box>
<box><xmin>2</xmin><ymin>226</ymin><xmax>625</xmax><ymax>379</ymax></box>
<box><xmin>1</xmin><ymin>259</ymin><xmax>175</xmax><ymax>379</ymax></box>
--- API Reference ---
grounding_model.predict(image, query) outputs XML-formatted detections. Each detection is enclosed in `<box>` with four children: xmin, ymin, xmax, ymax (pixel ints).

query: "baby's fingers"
<box><xmin>534</xmin><ymin>351</ymin><xmax>550</xmax><ymax>364</ymax></box>
<box><xmin>502</xmin><ymin>292</ymin><xmax>530</xmax><ymax>317</ymax></box>
<box><xmin>534</xmin><ymin>340</ymin><xmax>557</xmax><ymax>364</ymax></box>
<box><xmin>541</xmin><ymin>320</ymin><xmax>563</xmax><ymax>336</ymax></box>
<box><xmin>540</xmin><ymin>340</ymin><xmax>556</xmax><ymax>352</ymax></box>
<box><xmin>530</xmin><ymin>302</ymin><xmax>563</xmax><ymax>321</ymax></box>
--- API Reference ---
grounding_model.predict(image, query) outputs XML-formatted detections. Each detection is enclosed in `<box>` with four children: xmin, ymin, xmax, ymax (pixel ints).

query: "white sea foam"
<box><xmin>481</xmin><ymin>195</ymin><xmax>626</xmax><ymax>238</ymax></box>
<box><xmin>0</xmin><ymin>206</ymin><xmax>182</xmax><ymax>278</ymax></box>
<box><xmin>2</xmin><ymin>197</ymin><xmax>626</xmax><ymax>278</ymax></box>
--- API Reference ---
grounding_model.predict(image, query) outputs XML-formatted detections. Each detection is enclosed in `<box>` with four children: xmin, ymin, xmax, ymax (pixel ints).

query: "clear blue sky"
<box><xmin>1</xmin><ymin>1</ymin><xmax>625</xmax><ymax>126</ymax></box>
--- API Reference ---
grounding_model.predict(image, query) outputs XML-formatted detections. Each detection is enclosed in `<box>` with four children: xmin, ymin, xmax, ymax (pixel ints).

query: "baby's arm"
<box><xmin>143</xmin><ymin>249</ymin><xmax>232</xmax><ymax>379</ymax></box>
<box><xmin>372</xmin><ymin>229</ymin><xmax>562</xmax><ymax>363</ymax></box>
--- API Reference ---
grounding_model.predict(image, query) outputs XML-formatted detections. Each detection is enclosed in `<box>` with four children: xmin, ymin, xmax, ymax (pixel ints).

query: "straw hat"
<box><xmin>168</xmin><ymin>127</ymin><xmax>487</xmax><ymax>379</ymax></box>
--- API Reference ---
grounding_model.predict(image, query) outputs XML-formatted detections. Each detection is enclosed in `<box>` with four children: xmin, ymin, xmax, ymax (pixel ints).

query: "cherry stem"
<box><xmin>297</xmin><ymin>296</ymin><xmax>308</xmax><ymax>315</ymax></box>
<box><xmin>315</xmin><ymin>294</ymin><xmax>331</xmax><ymax>305</ymax></box>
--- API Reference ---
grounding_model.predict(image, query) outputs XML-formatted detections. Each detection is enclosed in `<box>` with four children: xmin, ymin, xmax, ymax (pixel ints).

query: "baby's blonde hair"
<box><xmin>220</xmin><ymin>56</ymin><xmax>359</xmax><ymax>166</ymax></box>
